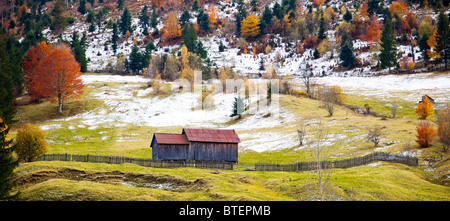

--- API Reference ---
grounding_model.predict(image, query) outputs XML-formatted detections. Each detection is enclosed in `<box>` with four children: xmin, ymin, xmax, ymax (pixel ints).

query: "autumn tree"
<box><xmin>207</xmin><ymin>5</ymin><xmax>218</xmax><ymax>27</ymax></box>
<box><xmin>361</xmin><ymin>15</ymin><xmax>383</xmax><ymax>43</ymax></box>
<box><xmin>162</xmin><ymin>11</ymin><xmax>182</xmax><ymax>43</ymax></box>
<box><xmin>415</xmin><ymin>96</ymin><xmax>434</xmax><ymax>120</ymax></box>
<box><xmin>34</xmin><ymin>45</ymin><xmax>84</xmax><ymax>114</ymax></box>
<box><xmin>15</xmin><ymin>124</ymin><xmax>48</xmax><ymax>162</ymax></box>
<box><xmin>389</xmin><ymin>0</ymin><xmax>408</xmax><ymax>17</ymax></box>
<box><xmin>399</xmin><ymin>56</ymin><xmax>415</xmax><ymax>71</ymax></box>
<box><xmin>437</xmin><ymin>105</ymin><xmax>450</xmax><ymax>152</ymax></box>
<box><xmin>23</xmin><ymin>41</ymin><xmax>53</xmax><ymax>101</ymax></box>
<box><xmin>360</xmin><ymin>0</ymin><xmax>369</xmax><ymax>19</ymax></box>
<box><xmin>241</xmin><ymin>14</ymin><xmax>261</xmax><ymax>40</ymax></box>
<box><xmin>416</xmin><ymin>120</ymin><xmax>436</xmax><ymax>148</ymax></box>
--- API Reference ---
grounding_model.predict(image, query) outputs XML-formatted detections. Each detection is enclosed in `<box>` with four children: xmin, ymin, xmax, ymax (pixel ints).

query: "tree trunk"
<box><xmin>58</xmin><ymin>94</ymin><xmax>62</xmax><ymax>114</ymax></box>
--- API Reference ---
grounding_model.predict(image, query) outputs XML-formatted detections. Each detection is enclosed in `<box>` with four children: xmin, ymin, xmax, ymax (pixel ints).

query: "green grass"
<box><xmin>10</xmin><ymin>75</ymin><xmax>450</xmax><ymax>201</ymax></box>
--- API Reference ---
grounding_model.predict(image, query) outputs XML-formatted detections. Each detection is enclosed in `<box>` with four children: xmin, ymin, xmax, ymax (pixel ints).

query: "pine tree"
<box><xmin>197</xmin><ymin>9</ymin><xmax>211</xmax><ymax>33</ymax></box>
<box><xmin>119</xmin><ymin>8</ymin><xmax>132</xmax><ymax>35</ymax></box>
<box><xmin>340</xmin><ymin>42</ymin><xmax>356</xmax><ymax>69</ymax></box>
<box><xmin>78</xmin><ymin>0</ymin><xmax>86</xmax><ymax>15</ymax></box>
<box><xmin>235</xmin><ymin>0</ymin><xmax>247</xmax><ymax>36</ymax></box>
<box><xmin>343</xmin><ymin>8</ymin><xmax>352</xmax><ymax>22</ymax></box>
<box><xmin>182</xmin><ymin>23</ymin><xmax>197</xmax><ymax>52</ymax></box>
<box><xmin>419</xmin><ymin>33</ymin><xmax>430</xmax><ymax>65</ymax></box>
<box><xmin>272</xmin><ymin>2</ymin><xmax>283</xmax><ymax>20</ymax></box>
<box><xmin>117</xmin><ymin>0</ymin><xmax>123</xmax><ymax>10</ymax></box>
<box><xmin>379</xmin><ymin>17</ymin><xmax>397</xmax><ymax>73</ymax></box>
<box><xmin>139</xmin><ymin>5</ymin><xmax>150</xmax><ymax>35</ymax></box>
<box><xmin>0</xmin><ymin>117</ymin><xmax>18</xmax><ymax>201</ymax></box>
<box><xmin>435</xmin><ymin>11</ymin><xmax>449</xmax><ymax>69</ymax></box>
<box><xmin>262</xmin><ymin>5</ymin><xmax>273</xmax><ymax>27</ymax></box>
<box><xmin>318</xmin><ymin>16</ymin><xmax>327</xmax><ymax>40</ymax></box>
<box><xmin>51</xmin><ymin>0</ymin><xmax>67</xmax><ymax>33</ymax></box>
<box><xmin>111</xmin><ymin>22</ymin><xmax>118</xmax><ymax>54</ymax></box>
<box><xmin>180</xmin><ymin>10</ymin><xmax>191</xmax><ymax>27</ymax></box>
<box><xmin>151</xmin><ymin>8</ymin><xmax>158</xmax><ymax>29</ymax></box>
<box><xmin>71</xmin><ymin>31</ymin><xmax>87</xmax><ymax>72</ymax></box>
<box><xmin>128</xmin><ymin>44</ymin><xmax>143</xmax><ymax>75</ymax></box>
<box><xmin>230</xmin><ymin>95</ymin><xmax>245</xmax><ymax>118</ymax></box>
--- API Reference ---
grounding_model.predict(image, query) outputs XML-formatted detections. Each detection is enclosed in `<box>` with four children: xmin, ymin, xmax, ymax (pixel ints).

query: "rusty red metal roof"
<box><xmin>182</xmin><ymin>128</ymin><xmax>240</xmax><ymax>143</ymax></box>
<box><xmin>152</xmin><ymin>133</ymin><xmax>189</xmax><ymax>145</ymax></box>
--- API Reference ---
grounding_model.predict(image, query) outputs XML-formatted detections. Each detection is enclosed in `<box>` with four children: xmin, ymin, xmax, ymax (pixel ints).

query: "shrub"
<box><xmin>15</xmin><ymin>124</ymin><xmax>48</xmax><ymax>162</ymax></box>
<box><xmin>416</xmin><ymin>121</ymin><xmax>436</xmax><ymax>148</ymax></box>
<box><xmin>292</xmin><ymin>89</ymin><xmax>309</xmax><ymax>98</ymax></box>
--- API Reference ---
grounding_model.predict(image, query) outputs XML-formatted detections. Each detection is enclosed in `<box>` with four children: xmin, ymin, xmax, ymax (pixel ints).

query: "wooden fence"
<box><xmin>35</xmin><ymin>153</ymin><xmax>234</xmax><ymax>170</ymax></box>
<box><xmin>255</xmin><ymin>152</ymin><xmax>418</xmax><ymax>172</ymax></box>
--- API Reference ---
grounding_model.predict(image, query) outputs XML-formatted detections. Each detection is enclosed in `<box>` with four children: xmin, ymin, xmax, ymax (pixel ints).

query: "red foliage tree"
<box><xmin>23</xmin><ymin>41</ymin><xmax>53</xmax><ymax>100</ymax></box>
<box><xmin>361</xmin><ymin>16</ymin><xmax>383</xmax><ymax>43</ymax></box>
<box><xmin>34</xmin><ymin>45</ymin><xmax>84</xmax><ymax>114</ymax></box>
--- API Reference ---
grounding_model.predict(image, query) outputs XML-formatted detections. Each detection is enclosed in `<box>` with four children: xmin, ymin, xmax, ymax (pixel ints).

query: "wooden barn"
<box><xmin>150</xmin><ymin>128</ymin><xmax>240</xmax><ymax>163</ymax></box>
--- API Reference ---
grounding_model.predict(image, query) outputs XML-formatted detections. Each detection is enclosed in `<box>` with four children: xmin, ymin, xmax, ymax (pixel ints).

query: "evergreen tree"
<box><xmin>111</xmin><ymin>22</ymin><xmax>119</xmax><ymax>54</ymax></box>
<box><xmin>0</xmin><ymin>37</ymin><xmax>19</xmax><ymax>201</ymax></box>
<box><xmin>235</xmin><ymin>0</ymin><xmax>247</xmax><ymax>36</ymax></box>
<box><xmin>71</xmin><ymin>31</ymin><xmax>87</xmax><ymax>72</ymax></box>
<box><xmin>195</xmin><ymin>41</ymin><xmax>207</xmax><ymax>59</ymax></box>
<box><xmin>78</xmin><ymin>0</ymin><xmax>87</xmax><ymax>15</ymax></box>
<box><xmin>435</xmin><ymin>11</ymin><xmax>449</xmax><ymax>69</ymax></box>
<box><xmin>230</xmin><ymin>96</ymin><xmax>245</xmax><ymax>118</ymax></box>
<box><xmin>379</xmin><ymin>17</ymin><xmax>397</xmax><ymax>73</ymax></box>
<box><xmin>128</xmin><ymin>44</ymin><xmax>143</xmax><ymax>74</ymax></box>
<box><xmin>340</xmin><ymin>42</ymin><xmax>356</xmax><ymax>69</ymax></box>
<box><xmin>117</xmin><ymin>0</ymin><xmax>123</xmax><ymax>10</ymax></box>
<box><xmin>419</xmin><ymin>33</ymin><xmax>430</xmax><ymax>65</ymax></box>
<box><xmin>51</xmin><ymin>0</ymin><xmax>67</xmax><ymax>33</ymax></box>
<box><xmin>139</xmin><ymin>5</ymin><xmax>150</xmax><ymax>35</ymax></box>
<box><xmin>119</xmin><ymin>8</ymin><xmax>132</xmax><ymax>35</ymax></box>
<box><xmin>182</xmin><ymin>23</ymin><xmax>197</xmax><ymax>52</ymax></box>
<box><xmin>151</xmin><ymin>8</ymin><xmax>158</xmax><ymax>29</ymax></box>
<box><xmin>272</xmin><ymin>2</ymin><xmax>283</xmax><ymax>20</ymax></box>
<box><xmin>313</xmin><ymin>47</ymin><xmax>320</xmax><ymax>59</ymax></box>
<box><xmin>197</xmin><ymin>9</ymin><xmax>211</xmax><ymax>33</ymax></box>
<box><xmin>192</xmin><ymin>0</ymin><xmax>199</xmax><ymax>11</ymax></box>
<box><xmin>343</xmin><ymin>9</ymin><xmax>352</xmax><ymax>22</ymax></box>
<box><xmin>318</xmin><ymin>16</ymin><xmax>326</xmax><ymax>40</ymax></box>
<box><xmin>262</xmin><ymin>5</ymin><xmax>273</xmax><ymax>27</ymax></box>
<box><xmin>180</xmin><ymin>10</ymin><xmax>191</xmax><ymax>27</ymax></box>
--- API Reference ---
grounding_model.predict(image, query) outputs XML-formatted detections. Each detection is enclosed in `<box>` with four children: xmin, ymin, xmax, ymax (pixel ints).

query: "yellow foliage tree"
<box><xmin>14</xmin><ymin>124</ymin><xmax>48</xmax><ymax>162</ymax></box>
<box><xmin>207</xmin><ymin>5</ymin><xmax>218</xmax><ymax>26</ymax></box>
<box><xmin>241</xmin><ymin>14</ymin><xmax>260</xmax><ymax>40</ymax></box>
<box><xmin>427</xmin><ymin>29</ymin><xmax>440</xmax><ymax>60</ymax></box>
<box><xmin>389</xmin><ymin>0</ymin><xmax>408</xmax><ymax>17</ymax></box>
<box><xmin>415</xmin><ymin>96</ymin><xmax>434</xmax><ymax>120</ymax></box>
<box><xmin>162</xmin><ymin>11</ymin><xmax>182</xmax><ymax>42</ymax></box>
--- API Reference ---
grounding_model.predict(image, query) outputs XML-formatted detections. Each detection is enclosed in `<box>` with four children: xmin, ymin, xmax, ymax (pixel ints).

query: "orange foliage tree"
<box><xmin>161</xmin><ymin>11</ymin><xmax>182</xmax><ymax>43</ymax></box>
<box><xmin>416</xmin><ymin>120</ymin><xmax>436</xmax><ymax>148</ymax></box>
<box><xmin>415</xmin><ymin>96</ymin><xmax>434</xmax><ymax>120</ymax></box>
<box><xmin>241</xmin><ymin>14</ymin><xmax>261</xmax><ymax>40</ymax></box>
<box><xmin>361</xmin><ymin>16</ymin><xmax>383</xmax><ymax>43</ymax></box>
<box><xmin>389</xmin><ymin>0</ymin><xmax>408</xmax><ymax>17</ymax></box>
<box><xmin>207</xmin><ymin>5</ymin><xmax>218</xmax><ymax>26</ymax></box>
<box><xmin>23</xmin><ymin>41</ymin><xmax>53</xmax><ymax>100</ymax></box>
<box><xmin>34</xmin><ymin>45</ymin><xmax>84</xmax><ymax>114</ymax></box>
<box><xmin>399</xmin><ymin>56</ymin><xmax>415</xmax><ymax>70</ymax></box>
<box><xmin>359</xmin><ymin>0</ymin><xmax>369</xmax><ymax>19</ymax></box>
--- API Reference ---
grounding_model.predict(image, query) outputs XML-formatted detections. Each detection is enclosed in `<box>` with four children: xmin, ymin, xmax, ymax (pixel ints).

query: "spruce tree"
<box><xmin>180</xmin><ymin>10</ymin><xmax>191</xmax><ymax>27</ymax></box>
<box><xmin>119</xmin><ymin>8</ymin><xmax>132</xmax><ymax>35</ymax></box>
<box><xmin>78</xmin><ymin>0</ymin><xmax>86</xmax><ymax>15</ymax></box>
<box><xmin>343</xmin><ymin>9</ymin><xmax>352</xmax><ymax>22</ymax></box>
<box><xmin>197</xmin><ymin>9</ymin><xmax>211</xmax><ymax>33</ymax></box>
<box><xmin>128</xmin><ymin>44</ymin><xmax>143</xmax><ymax>74</ymax></box>
<box><xmin>117</xmin><ymin>0</ymin><xmax>123</xmax><ymax>10</ymax></box>
<box><xmin>182</xmin><ymin>23</ymin><xmax>197</xmax><ymax>52</ymax></box>
<box><xmin>318</xmin><ymin>16</ymin><xmax>326</xmax><ymax>40</ymax></box>
<box><xmin>435</xmin><ymin>11</ymin><xmax>449</xmax><ymax>69</ymax></box>
<box><xmin>139</xmin><ymin>5</ymin><xmax>150</xmax><ymax>35</ymax></box>
<box><xmin>340</xmin><ymin>42</ymin><xmax>356</xmax><ymax>69</ymax></box>
<box><xmin>111</xmin><ymin>22</ymin><xmax>119</xmax><ymax>55</ymax></box>
<box><xmin>379</xmin><ymin>17</ymin><xmax>397</xmax><ymax>73</ymax></box>
<box><xmin>230</xmin><ymin>96</ymin><xmax>245</xmax><ymax>118</ymax></box>
<box><xmin>151</xmin><ymin>8</ymin><xmax>158</xmax><ymax>29</ymax></box>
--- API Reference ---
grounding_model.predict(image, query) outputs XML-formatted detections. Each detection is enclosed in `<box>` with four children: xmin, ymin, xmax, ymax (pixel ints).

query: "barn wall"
<box><xmin>151</xmin><ymin>139</ymin><xmax>158</xmax><ymax>160</ymax></box>
<box><xmin>190</xmin><ymin>142</ymin><xmax>238</xmax><ymax>163</ymax></box>
<box><xmin>155</xmin><ymin>144</ymin><xmax>189</xmax><ymax>160</ymax></box>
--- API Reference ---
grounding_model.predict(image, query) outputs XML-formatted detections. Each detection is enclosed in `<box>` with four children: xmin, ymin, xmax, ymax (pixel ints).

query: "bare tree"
<box><xmin>366</xmin><ymin>125</ymin><xmax>384</xmax><ymax>147</ymax></box>
<box><xmin>302</xmin><ymin>71</ymin><xmax>316</xmax><ymax>97</ymax></box>
<box><xmin>307</xmin><ymin>119</ymin><xmax>332</xmax><ymax>201</ymax></box>
<box><xmin>390</xmin><ymin>101</ymin><xmax>399</xmax><ymax>118</ymax></box>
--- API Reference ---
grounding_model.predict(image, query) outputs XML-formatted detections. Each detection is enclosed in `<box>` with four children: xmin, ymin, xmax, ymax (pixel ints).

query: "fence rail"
<box><xmin>35</xmin><ymin>152</ymin><xmax>418</xmax><ymax>172</ymax></box>
<box><xmin>255</xmin><ymin>152</ymin><xmax>418</xmax><ymax>172</ymax></box>
<box><xmin>35</xmin><ymin>153</ymin><xmax>234</xmax><ymax>170</ymax></box>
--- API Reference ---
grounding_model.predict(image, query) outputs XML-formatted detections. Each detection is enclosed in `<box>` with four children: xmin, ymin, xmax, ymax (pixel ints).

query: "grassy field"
<box><xmin>10</xmin><ymin>74</ymin><xmax>450</xmax><ymax>201</ymax></box>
